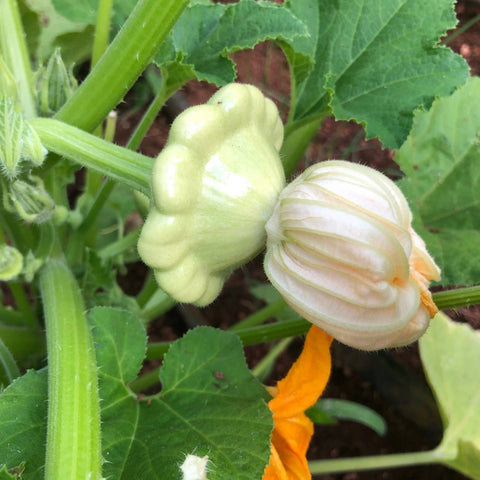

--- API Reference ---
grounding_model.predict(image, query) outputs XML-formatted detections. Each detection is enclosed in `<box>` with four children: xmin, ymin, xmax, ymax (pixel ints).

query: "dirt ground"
<box><xmin>114</xmin><ymin>2</ymin><xmax>480</xmax><ymax>479</ymax></box>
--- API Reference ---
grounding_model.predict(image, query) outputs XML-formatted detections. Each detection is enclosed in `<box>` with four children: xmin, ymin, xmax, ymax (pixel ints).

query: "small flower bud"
<box><xmin>36</xmin><ymin>48</ymin><xmax>77</xmax><ymax>116</ymax></box>
<box><xmin>4</xmin><ymin>175</ymin><xmax>55</xmax><ymax>224</ymax></box>
<box><xmin>264</xmin><ymin>160</ymin><xmax>441</xmax><ymax>351</ymax></box>
<box><xmin>0</xmin><ymin>244</ymin><xmax>23</xmax><ymax>281</ymax></box>
<box><xmin>0</xmin><ymin>95</ymin><xmax>47</xmax><ymax>180</ymax></box>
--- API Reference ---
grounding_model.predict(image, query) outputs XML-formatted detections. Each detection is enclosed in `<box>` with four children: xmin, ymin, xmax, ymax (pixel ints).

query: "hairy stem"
<box><xmin>32</xmin><ymin>117</ymin><xmax>152</xmax><ymax>194</ymax></box>
<box><xmin>40</xmin><ymin>259</ymin><xmax>102</xmax><ymax>480</ymax></box>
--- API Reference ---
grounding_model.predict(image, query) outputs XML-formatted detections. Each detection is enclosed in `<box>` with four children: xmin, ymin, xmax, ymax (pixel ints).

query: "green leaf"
<box><xmin>23</xmin><ymin>0</ymin><xmax>93</xmax><ymax>64</ymax></box>
<box><xmin>90</xmin><ymin>306</ymin><xmax>146</xmax><ymax>397</ymax></box>
<box><xmin>396</xmin><ymin>76</ymin><xmax>480</xmax><ymax>285</ymax></box>
<box><xmin>309</xmin><ymin>398</ymin><xmax>387</xmax><ymax>436</ymax></box>
<box><xmin>99</xmin><ymin>320</ymin><xmax>272</xmax><ymax>479</ymax></box>
<box><xmin>280</xmin><ymin>0</ymin><xmax>318</xmax><ymax>93</ymax></box>
<box><xmin>285</xmin><ymin>0</ymin><xmax>468</xmax><ymax>149</ymax></box>
<box><xmin>0</xmin><ymin>369</ymin><xmax>48</xmax><ymax>480</ymax></box>
<box><xmin>81</xmin><ymin>250</ymin><xmax>137</xmax><ymax>310</ymax></box>
<box><xmin>155</xmin><ymin>0</ymin><xmax>307</xmax><ymax>86</ymax></box>
<box><xmin>0</xmin><ymin>463</ymin><xmax>23</xmax><ymax>480</ymax></box>
<box><xmin>51</xmin><ymin>0</ymin><xmax>136</xmax><ymax>32</ymax></box>
<box><xmin>419</xmin><ymin>313</ymin><xmax>480</xmax><ymax>479</ymax></box>
<box><xmin>0</xmin><ymin>336</ymin><xmax>20</xmax><ymax>389</ymax></box>
<box><xmin>51</xmin><ymin>0</ymin><xmax>98</xmax><ymax>23</ymax></box>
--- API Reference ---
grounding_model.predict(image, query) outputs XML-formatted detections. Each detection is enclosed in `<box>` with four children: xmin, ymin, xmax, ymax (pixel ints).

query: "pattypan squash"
<box><xmin>138</xmin><ymin>83</ymin><xmax>285</xmax><ymax>305</ymax></box>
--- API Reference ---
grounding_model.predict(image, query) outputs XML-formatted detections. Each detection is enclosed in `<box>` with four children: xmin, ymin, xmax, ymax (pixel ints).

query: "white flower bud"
<box><xmin>264</xmin><ymin>160</ymin><xmax>441</xmax><ymax>351</ymax></box>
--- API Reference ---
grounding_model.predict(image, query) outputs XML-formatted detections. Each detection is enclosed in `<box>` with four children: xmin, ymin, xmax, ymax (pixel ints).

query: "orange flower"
<box><xmin>263</xmin><ymin>326</ymin><xmax>333</xmax><ymax>480</ymax></box>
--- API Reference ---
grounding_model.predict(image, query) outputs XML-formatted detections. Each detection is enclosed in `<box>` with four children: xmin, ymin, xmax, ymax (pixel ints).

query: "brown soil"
<box><xmin>115</xmin><ymin>2</ymin><xmax>480</xmax><ymax>479</ymax></box>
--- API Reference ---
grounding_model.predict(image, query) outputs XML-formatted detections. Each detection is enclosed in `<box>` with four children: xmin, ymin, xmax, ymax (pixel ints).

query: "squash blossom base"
<box><xmin>138</xmin><ymin>84</ymin><xmax>286</xmax><ymax>305</ymax></box>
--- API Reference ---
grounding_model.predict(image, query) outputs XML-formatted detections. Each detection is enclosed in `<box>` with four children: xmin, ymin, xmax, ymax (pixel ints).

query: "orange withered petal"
<box><xmin>263</xmin><ymin>326</ymin><xmax>333</xmax><ymax>480</ymax></box>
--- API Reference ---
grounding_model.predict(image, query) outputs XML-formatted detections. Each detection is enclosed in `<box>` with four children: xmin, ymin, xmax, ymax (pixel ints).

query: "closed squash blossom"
<box><xmin>264</xmin><ymin>160</ymin><xmax>441</xmax><ymax>351</ymax></box>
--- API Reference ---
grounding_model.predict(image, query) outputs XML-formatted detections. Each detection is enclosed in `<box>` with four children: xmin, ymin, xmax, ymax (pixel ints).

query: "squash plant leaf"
<box><xmin>0</xmin><ymin>369</ymin><xmax>48</xmax><ymax>480</ymax></box>
<box><xmin>99</xmin><ymin>316</ymin><xmax>273</xmax><ymax>480</ymax></box>
<box><xmin>0</xmin><ymin>336</ymin><xmax>20</xmax><ymax>389</ymax></box>
<box><xmin>154</xmin><ymin>0</ymin><xmax>307</xmax><ymax>87</ymax></box>
<box><xmin>419</xmin><ymin>313</ymin><xmax>480</xmax><ymax>479</ymax></box>
<box><xmin>23</xmin><ymin>0</ymin><xmax>93</xmax><ymax>64</ymax></box>
<box><xmin>0</xmin><ymin>464</ymin><xmax>24</xmax><ymax>480</ymax></box>
<box><xmin>396</xmin><ymin>76</ymin><xmax>480</xmax><ymax>286</ymax></box>
<box><xmin>284</xmin><ymin>0</ymin><xmax>469</xmax><ymax>150</ymax></box>
<box><xmin>51</xmin><ymin>0</ymin><xmax>137</xmax><ymax>32</ymax></box>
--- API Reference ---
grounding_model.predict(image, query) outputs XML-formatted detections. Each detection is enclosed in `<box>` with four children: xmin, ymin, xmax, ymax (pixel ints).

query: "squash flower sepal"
<box><xmin>138</xmin><ymin>83</ymin><xmax>285</xmax><ymax>306</ymax></box>
<box><xmin>264</xmin><ymin>160</ymin><xmax>441</xmax><ymax>351</ymax></box>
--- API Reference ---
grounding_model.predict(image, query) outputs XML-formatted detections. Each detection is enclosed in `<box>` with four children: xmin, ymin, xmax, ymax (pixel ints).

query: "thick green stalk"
<box><xmin>55</xmin><ymin>0</ymin><xmax>189</xmax><ymax>131</ymax></box>
<box><xmin>0</xmin><ymin>0</ymin><xmax>36</xmax><ymax>117</ymax></box>
<box><xmin>308</xmin><ymin>448</ymin><xmax>446</xmax><ymax>475</ymax></box>
<box><xmin>40</xmin><ymin>259</ymin><xmax>102</xmax><ymax>480</ymax></box>
<box><xmin>31</xmin><ymin>117</ymin><xmax>152</xmax><ymax>194</ymax></box>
